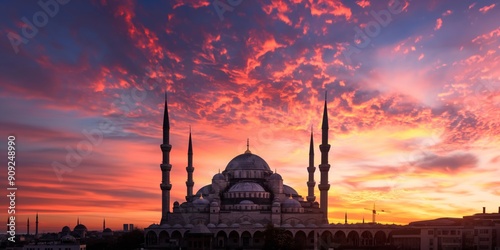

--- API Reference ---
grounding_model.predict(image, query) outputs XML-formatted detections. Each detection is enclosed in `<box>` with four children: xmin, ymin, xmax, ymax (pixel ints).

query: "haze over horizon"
<box><xmin>0</xmin><ymin>0</ymin><xmax>499</xmax><ymax>233</ymax></box>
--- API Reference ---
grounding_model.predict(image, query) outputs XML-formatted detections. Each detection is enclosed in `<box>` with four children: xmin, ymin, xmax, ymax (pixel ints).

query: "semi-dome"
<box><xmin>239</xmin><ymin>200</ymin><xmax>254</xmax><ymax>205</ymax></box>
<box><xmin>228</xmin><ymin>182</ymin><xmax>265</xmax><ymax>192</ymax></box>
<box><xmin>283</xmin><ymin>185</ymin><xmax>298</xmax><ymax>195</ymax></box>
<box><xmin>225</xmin><ymin>153</ymin><xmax>271</xmax><ymax>171</ymax></box>
<box><xmin>196</xmin><ymin>184</ymin><xmax>213</xmax><ymax>196</ymax></box>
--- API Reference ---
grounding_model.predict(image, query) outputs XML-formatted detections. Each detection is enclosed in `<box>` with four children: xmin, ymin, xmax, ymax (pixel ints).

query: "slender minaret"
<box><xmin>185</xmin><ymin>127</ymin><xmax>194</xmax><ymax>201</ymax></box>
<box><xmin>345</xmin><ymin>212</ymin><xmax>347</xmax><ymax>224</ymax></box>
<box><xmin>35</xmin><ymin>213</ymin><xmax>38</xmax><ymax>237</ymax></box>
<box><xmin>103</xmin><ymin>218</ymin><xmax>105</xmax><ymax>231</ymax></box>
<box><xmin>27</xmin><ymin>217</ymin><xmax>30</xmax><ymax>235</ymax></box>
<box><xmin>160</xmin><ymin>92</ymin><xmax>173</xmax><ymax>224</ymax></box>
<box><xmin>306</xmin><ymin>127</ymin><xmax>316</xmax><ymax>203</ymax></box>
<box><xmin>318</xmin><ymin>92</ymin><xmax>331</xmax><ymax>223</ymax></box>
<box><xmin>77</xmin><ymin>217</ymin><xmax>79</xmax><ymax>225</ymax></box>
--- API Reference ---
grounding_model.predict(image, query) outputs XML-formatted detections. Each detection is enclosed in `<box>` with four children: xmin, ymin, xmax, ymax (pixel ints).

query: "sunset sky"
<box><xmin>0</xmin><ymin>0</ymin><xmax>499</xmax><ymax>233</ymax></box>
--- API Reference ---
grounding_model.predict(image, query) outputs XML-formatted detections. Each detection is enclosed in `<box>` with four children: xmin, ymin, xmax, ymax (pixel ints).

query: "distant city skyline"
<box><xmin>0</xmin><ymin>0</ymin><xmax>499</xmax><ymax>232</ymax></box>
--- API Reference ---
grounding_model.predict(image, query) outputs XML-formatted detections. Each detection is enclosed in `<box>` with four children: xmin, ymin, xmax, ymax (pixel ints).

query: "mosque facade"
<box><xmin>144</xmin><ymin>95</ymin><xmax>399</xmax><ymax>249</ymax></box>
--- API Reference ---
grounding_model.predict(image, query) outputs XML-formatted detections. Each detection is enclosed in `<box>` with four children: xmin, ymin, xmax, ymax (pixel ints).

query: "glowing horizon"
<box><xmin>0</xmin><ymin>0</ymin><xmax>499</xmax><ymax>233</ymax></box>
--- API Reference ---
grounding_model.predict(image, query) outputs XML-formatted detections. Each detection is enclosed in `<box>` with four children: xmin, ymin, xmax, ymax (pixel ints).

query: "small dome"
<box><xmin>103</xmin><ymin>228</ymin><xmax>112</xmax><ymax>233</ymax></box>
<box><xmin>228</xmin><ymin>182</ymin><xmax>265</xmax><ymax>192</ymax></box>
<box><xmin>225</xmin><ymin>153</ymin><xmax>271</xmax><ymax>171</ymax></box>
<box><xmin>212</xmin><ymin>173</ymin><xmax>225</xmax><ymax>180</ymax></box>
<box><xmin>149</xmin><ymin>224</ymin><xmax>160</xmax><ymax>228</ymax></box>
<box><xmin>239</xmin><ymin>200</ymin><xmax>254</xmax><ymax>205</ymax></box>
<box><xmin>193</xmin><ymin>196</ymin><xmax>209</xmax><ymax>206</ymax></box>
<box><xmin>282</xmin><ymin>197</ymin><xmax>302</xmax><ymax>208</ymax></box>
<box><xmin>61</xmin><ymin>226</ymin><xmax>71</xmax><ymax>234</ymax></box>
<box><xmin>190</xmin><ymin>224</ymin><xmax>212</xmax><ymax>234</ymax></box>
<box><xmin>74</xmin><ymin>224</ymin><xmax>87</xmax><ymax>232</ymax></box>
<box><xmin>272</xmin><ymin>202</ymin><xmax>281</xmax><ymax>207</ymax></box>
<box><xmin>61</xmin><ymin>235</ymin><xmax>76</xmax><ymax>243</ymax></box>
<box><xmin>269</xmin><ymin>173</ymin><xmax>282</xmax><ymax>180</ymax></box>
<box><xmin>210</xmin><ymin>201</ymin><xmax>219</xmax><ymax>207</ymax></box>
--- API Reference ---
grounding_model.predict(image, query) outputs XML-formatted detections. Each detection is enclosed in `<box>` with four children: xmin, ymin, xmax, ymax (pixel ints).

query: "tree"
<box><xmin>263</xmin><ymin>223</ymin><xmax>295</xmax><ymax>250</ymax></box>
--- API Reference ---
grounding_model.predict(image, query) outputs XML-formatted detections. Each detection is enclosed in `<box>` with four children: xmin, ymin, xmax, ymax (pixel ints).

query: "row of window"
<box><xmin>428</xmin><ymin>229</ymin><xmax>461</xmax><ymax>235</ymax></box>
<box><xmin>223</xmin><ymin>205</ymin><xmax>270</xmax><ymax>210</ymax></box>
<box><xmin>231</xmin><ymin>171</ymin><xmax>265</xmax><ymax>179</ymax></box>
<box><xmin>24</xmin><ymin>248</ymin><xmax>84</xmax><ymax>250</ymax></box>
<box><xmin>224</xmin><ymin>192</ymin><xmax>270</xmax><ymax>199</ymax></box>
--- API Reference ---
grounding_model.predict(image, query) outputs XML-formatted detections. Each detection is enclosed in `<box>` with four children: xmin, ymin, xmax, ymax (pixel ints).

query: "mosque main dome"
<box><xmin>224</xmin><ymin>153</ymin><xmax>271</xmax><ymax>171</ymax></box>
<box><xmin>228</xmin><ymin>182</ymin><xmax>266</xmax><ymax>192</ymax></box>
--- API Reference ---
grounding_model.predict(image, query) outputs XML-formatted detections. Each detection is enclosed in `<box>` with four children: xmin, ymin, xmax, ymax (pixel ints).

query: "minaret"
<box><xmin>103</xmin><ymin>218</ymin><xmax>105</xmax><ymax>231</ymax></box>
<box><xmin>345</xmin><ymin>212</ymin><xmax>347</xmax><ymax>224</ymax></box>
<box><xmin>27</xmin><ymin>217</ymin><xmax>30</xmax><ymax>235</ymax></box>
<box><xmin>318</xmin><ymin>92</ymin><xmax>331</xmax><ymax>223</ymax></box>
<box><xmin>77</xmin><ymin>217</ymin><xmax>79</xmax><ymax>225</ymax></box>
<box><xmin>306</xmin><ymin>128</ymin><xmax>316</xmax><ymax>203</ymax></box>
<box><xmin>35</xmin><ymin>213</ymin><xmax>38</xmax><ymax>237</ymax></box>
<box><xmin>185</xmin><ymin>127</ymin><xmax>194</xmax><ymax>201</ymax></box>
<box><xmin>160</xmin><ymin>92</ymin><xmax>173</xmax><ymax>224</ymax></box>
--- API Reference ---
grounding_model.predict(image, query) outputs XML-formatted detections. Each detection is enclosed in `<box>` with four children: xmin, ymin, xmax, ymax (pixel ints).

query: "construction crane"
<box><xmin>364</xmin><ymin>203</ymin><xmax>390</xmax><ymax>224</ymax></box>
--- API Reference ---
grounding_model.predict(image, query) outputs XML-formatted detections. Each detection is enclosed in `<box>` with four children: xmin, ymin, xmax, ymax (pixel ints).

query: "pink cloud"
<box><xmin>434</xmin><ymin>18</ymin><xmax>443</xmax><ymax>30</ymax></box>
<box><xmin>356</xmin><ymin>0</ymin><xmax>371</xmax><ymax>8</ymax></box>
<box><xmin>479</xmin><ymin>4</ymin><xmax>495</xmax><ymax>13</ymax></box>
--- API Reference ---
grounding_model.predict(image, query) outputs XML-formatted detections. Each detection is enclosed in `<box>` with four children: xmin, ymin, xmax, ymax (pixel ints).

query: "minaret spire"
<box><xmin>27</xmin><ymin>217</ymin><xmax>30</xmax><ymax>235</ymax></box>
<box><xmin>306</xmin><ymin>127</ymin><xmax>316</xmax><ymax>202</ymax></box>
<box><xmin>245</xmin><ymin>138</ymin><xmax>251</xmax><ymax>154</ymax></box>
<box><xmin>160</xmin><ymin>91</ymin><xmax>173</xmax><ymax>224</ymax></box>
<box><xmin>35</xmin><ymin>213</ymin><xmax>38</xmax><ymax>238</ymax></box>
<box><xmin>318</xmin><ymin>91</ymin><xmax>331</xmax><ymax>223</ymax></box>
<box><xmin>186</xmin><ymin>127</ymin><xmax>194</xmax><ymax>201</ymax></box>
<box><xmin>163</xmin><ymin>92</ymin><xmax>170</xmax><ymax>144</ymax></box>
<box><xmin>103</xmin><ymin>218</ymin><xmax>105</xmax><ymax>231</ymax></box>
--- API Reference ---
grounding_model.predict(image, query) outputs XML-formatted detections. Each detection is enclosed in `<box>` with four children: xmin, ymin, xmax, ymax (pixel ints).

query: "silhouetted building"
<box><xmin>144</xmin><ymin>93</ymin><xmax>401</xmax><ymax>249</ymax></box>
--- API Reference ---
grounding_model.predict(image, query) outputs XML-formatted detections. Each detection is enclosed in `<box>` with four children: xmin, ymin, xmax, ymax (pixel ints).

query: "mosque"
<box><xmin>144</xmin><ymin>94</ymin><xmax>398</xmax><ymax>249</ymax></box>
